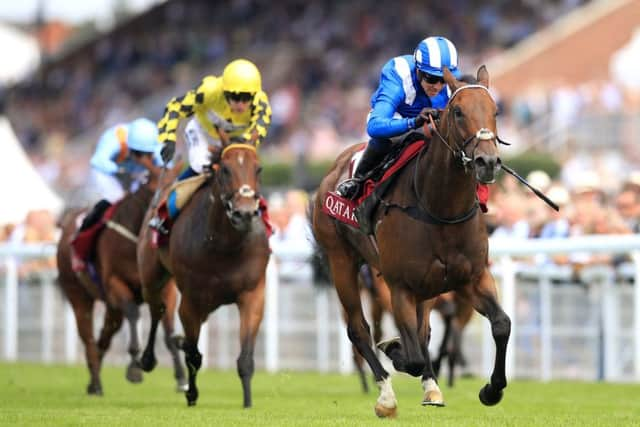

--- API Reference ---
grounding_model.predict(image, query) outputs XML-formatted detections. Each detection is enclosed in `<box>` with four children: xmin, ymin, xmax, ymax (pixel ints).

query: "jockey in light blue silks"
<box><xmin>79</xmin><ymin>118</ymin><xmax>163</xmax><ymax>232</ymax></box>
<box><xmin>337</xmin><ymin>36</ymin><xmax>463</xmax><ymax>199</ymax></box>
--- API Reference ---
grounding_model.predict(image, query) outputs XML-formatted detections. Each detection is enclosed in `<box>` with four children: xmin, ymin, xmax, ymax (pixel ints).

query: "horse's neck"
<box><xmin>114</xmin><ymin>187</ymin><xmax>153</xmax><ymax>230</ymax></box>
<box><xmin>417</xmin><ymin>134</ymin><xmax>477</xmax><ymax>217</ymax></box>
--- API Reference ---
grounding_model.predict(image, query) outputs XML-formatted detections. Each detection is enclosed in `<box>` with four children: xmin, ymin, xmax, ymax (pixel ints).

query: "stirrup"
<box><xmin>336</xmin><ymin>178</ymin><xmax>361</xmax><ymax>199</ymax></box>
<box><xmin>148</xmin><ymin>216</ymin><xmax>169</xmax><ymax>235</ymax></box>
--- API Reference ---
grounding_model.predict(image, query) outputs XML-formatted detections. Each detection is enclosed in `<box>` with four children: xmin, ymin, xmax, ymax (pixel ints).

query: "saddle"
<box><xmin>70</xmin><ymin>203</ymin><xmax>119</xmax><ymax>273</ymax></box>
<box><xmin>324</xmin><ymin>137</ymin><xmax>489</xmax><ymax>235</ymax></box>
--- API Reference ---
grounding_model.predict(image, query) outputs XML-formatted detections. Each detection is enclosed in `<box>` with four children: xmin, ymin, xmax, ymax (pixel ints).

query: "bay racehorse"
<box><xmin>137</xmin><ymin>142</ymin><xmax>270</xmax><ymax>408</ymax></box>
<box><xmin>56</xmin><ymin>162</ymin><xmax>187</xmax><ymax>395</ymax></box>
<box><xmin>312</xmin><ymin>66</ymin><xmax>510</xmax><ymax>417</ymax></box>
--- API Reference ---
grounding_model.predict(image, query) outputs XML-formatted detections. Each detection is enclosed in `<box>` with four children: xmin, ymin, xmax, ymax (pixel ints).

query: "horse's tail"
<box><xmin>307</xmin><ymin>194</ymin><xmax>332</xmax><ymax>287</ymax></box>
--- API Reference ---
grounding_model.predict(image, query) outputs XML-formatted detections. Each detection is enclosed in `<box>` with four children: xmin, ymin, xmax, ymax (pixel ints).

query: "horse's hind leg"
<box><xmin>236</xmin><ymin>279</ymin><xmax>266</xmax><ymax>408</ymax></box>
<box><xmin>328</xmin><ymin>253</ymin><xmax>396</xmax><ymax>418</ymax></box>
<box><xmin>161</xmin><ymin>280</ymin><xmax>188</xmax><ymax>391</ymax></box>
<box><xmin>468</xmin><ymin>269</ymin><xmax>511</xmax><ymax>406</ymax></box>
<box><xmin>68</xmin><ymin>292</ymin><xmax>102</xmax><ymax>395</ymax></box>
<box><xmin>122</xmin><ymin>301</ymin><xmax>143</xmax><ymax>383</ymax></box>
<box><xmin>105</xmin><ymin>275</ymin><xmax>142</xmax><ymax>383</ymax></box>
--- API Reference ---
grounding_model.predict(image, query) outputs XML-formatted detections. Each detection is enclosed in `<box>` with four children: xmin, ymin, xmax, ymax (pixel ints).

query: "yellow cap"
<box><xmin>222</xmin><ymin>59</ymin><xmax>261</xmax><ymax>93</ymax></box>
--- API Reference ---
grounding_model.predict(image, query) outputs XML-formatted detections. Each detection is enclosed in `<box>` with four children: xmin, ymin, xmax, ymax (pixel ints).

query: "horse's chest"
<box><xmin>385</xmin><ymin>249</ymin><xmax>479</xmax><ymax>298</ymax></box>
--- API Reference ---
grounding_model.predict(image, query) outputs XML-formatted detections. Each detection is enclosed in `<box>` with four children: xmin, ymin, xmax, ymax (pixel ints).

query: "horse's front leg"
<box><xmin>418</xmin><ymin>299</ymin><xmax>444</xmax><ymax>406</ymax></box>
<box><xmin>236</xmin><ymin>277</ymin><xmax>265</xmax><ymax>408</ymax></box>
<box><xmin>329</xmin><ymin>253</ymin><xmax>396</xmax><ymax>418</ymax></box>
<box><xmin>179</xmin><ymin>296</ymin><xmax>204</xmax><ymax>406</ymax></box>
<box><xmin>381</xmin><ymin>286</ymin><xmax>426</xmax><ymax>377</ymax></box>
<box><xmin>469</xmin><ymin>268</ymin><xmax>511</xmax><ymax>406</ymax></box>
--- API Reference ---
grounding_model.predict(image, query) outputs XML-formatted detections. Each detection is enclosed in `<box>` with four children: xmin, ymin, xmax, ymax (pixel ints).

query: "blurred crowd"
<box><xmin>488</xmin><ymin>169</ymin><xmax>640</xmax><ymax>267</ymax></box>
<box><xmin>4</xmin><ymin>0</ymin><xmax>591</xmax><ymax>196</ymax></box>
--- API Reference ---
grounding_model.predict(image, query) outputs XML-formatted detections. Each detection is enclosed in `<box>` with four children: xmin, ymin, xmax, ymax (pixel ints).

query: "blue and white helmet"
<box><xmin>127</xmin><ymin>118</ymin><xmax>159</xmax><ymax>153</ymax></box>
<box><xmin>413</xmin><ymin>36</ymin><xmax>461</xmax><ymax>78</ymax></box>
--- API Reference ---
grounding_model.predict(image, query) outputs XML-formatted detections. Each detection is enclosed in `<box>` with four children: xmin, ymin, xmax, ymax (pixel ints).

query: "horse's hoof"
<box><xmin>478</xmin><ymin>383</ymin><xmax>503</xmax><ymax>406</ymax></box>
<box><xmin>185</xmin><ymin>389</ymin><xmax>198</xmax><ymax>406</ymax></box>
<box><xmin>374</xmin><ymin>403</ymin><xmax>397</xmax><ymax>418</ymax></box>
<box><xmin>422</xmin><ymin>390</ymin><xmax>445</xmax><ymax>407</ymax></box>
<box><xmin>126</xmin><ymin>364</ymin><xmax>143</xmax><ymax>383</ymax></box>
<box><xmin>139</xmin><ymin>352</ymin><xmax>157</xmax><ymax>372</ymax></box>
<box><xmin>87</xmin><ymin>384</ymin><xmax>103</xmax><ymax>396</ymax></box>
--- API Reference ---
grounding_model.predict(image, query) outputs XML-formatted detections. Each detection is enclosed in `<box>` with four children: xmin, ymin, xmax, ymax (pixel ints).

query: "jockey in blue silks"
<box><xmin>79</xmin><ymin>117</ymin><xmax>163</xmax><ymax>232</ymax></box>
<box><xmin>337</xmin><ymin>36</ymin><xmax>462</xmax><ymax>199</ymax></box>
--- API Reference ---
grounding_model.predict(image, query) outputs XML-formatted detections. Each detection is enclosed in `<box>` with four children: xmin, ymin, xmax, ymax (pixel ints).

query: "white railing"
<box><xmin>2</xmin><ymin>235</ymin><xmax>640</xmax><ymax>382</ymax></box>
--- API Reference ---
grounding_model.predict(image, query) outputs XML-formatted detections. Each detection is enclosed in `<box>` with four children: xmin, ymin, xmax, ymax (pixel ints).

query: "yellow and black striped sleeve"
<box><xmin>157</xmin><ymin>79</ymin><xmax>210</xmax><ymax>144</ymax></box>
<box><xmin>240</xmin><ymin>91</ymin><xmax>272</xmax><ymax>146</ymax></box>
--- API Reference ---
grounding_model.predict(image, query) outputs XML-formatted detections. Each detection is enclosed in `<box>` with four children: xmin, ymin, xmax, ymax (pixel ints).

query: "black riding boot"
<box><xmin>79</xmin><ymin>199</ymin><xmax>112</xmax><ymax>232</ymax></box>
<box><xmin>336</xmin><ymin>141</ymin><xmax>390</xmax><ymax>199</ymax></box>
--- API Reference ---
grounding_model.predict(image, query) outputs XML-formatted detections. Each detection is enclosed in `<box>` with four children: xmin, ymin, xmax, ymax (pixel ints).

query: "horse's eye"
<box><xmin>221</xmin><ymin>165</ymin><xmax>231</xmax><ymax>177</ymax></box>
<box><xmin>453</xmin><ymin>106</ymin><xmax>463</xmax><ymax>118</ymax></box>
<box><xmin>256</xmin><ymin>166</ymin><xmax>263</xmax><ymax>175</ymax></box>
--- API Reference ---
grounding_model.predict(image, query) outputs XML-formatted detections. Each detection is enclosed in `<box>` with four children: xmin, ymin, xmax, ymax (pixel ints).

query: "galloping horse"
<box><xmin>137</xmin><ymin>142</ymin><xmax>270</xmax><ymax>408</ymax></box>
<box><xmin>353</xmin><ymin>266</ymin><xmax>474</xmax><ymax>392</ymax></box>
<box><xmin>312</xmin><ymin>66</ymin><xmax>509</xmax><ymax>417</ymax></box>
<box><xmin>56</xmin><ymin>163</ymin><xmax>186</xmax><ymax>395</ymax></box>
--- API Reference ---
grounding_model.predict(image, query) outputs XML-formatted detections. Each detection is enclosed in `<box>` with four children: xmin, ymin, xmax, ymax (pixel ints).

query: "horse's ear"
<box><xmin>477</xmin><ymin>65</ymin><xmax>489</xmax><ymax>88</ymax></box>
<box><xmin>443</xmin><ymin>67</ymin><xmax>460</xmax><ymax>91</ymax></box>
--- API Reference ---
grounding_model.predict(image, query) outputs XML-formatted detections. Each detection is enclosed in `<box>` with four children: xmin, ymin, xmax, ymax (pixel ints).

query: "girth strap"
<box><xmin>380</xmin><ymin>198</ymin><xmax>479</xmax><ymax>225</ymax></box>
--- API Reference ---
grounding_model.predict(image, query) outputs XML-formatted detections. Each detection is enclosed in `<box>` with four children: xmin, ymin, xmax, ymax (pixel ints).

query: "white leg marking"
<box><xmin>376</xmin><ymin>377</ymin><xmax>397</xmax><ymax>409</ymax></box>
<box><xmin>422</xmin><ymin>378</ymin><xmax>441</xmax><ymax>394</ymax></box>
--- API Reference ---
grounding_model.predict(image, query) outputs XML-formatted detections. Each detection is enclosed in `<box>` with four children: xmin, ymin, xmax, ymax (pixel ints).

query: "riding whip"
<box><xmin>501</xmin><ymin>164</ymin><xmax>559</xmax><ymax>211</ymax></box>
<box><xmin>150</xmin><ymin>154</ymin><xmax>182</xmax><ymax>211</ymax></box>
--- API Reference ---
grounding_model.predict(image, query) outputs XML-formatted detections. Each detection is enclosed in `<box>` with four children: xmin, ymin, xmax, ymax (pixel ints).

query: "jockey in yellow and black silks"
<box><xmin>149</xmin><ymin>58</ymin><xmax>272</xmax><ymax>234</ymax></box>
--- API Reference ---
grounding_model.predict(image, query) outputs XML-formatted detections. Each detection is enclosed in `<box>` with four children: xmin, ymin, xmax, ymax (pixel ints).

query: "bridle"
<box><xmin>403</xmin><ymin>84</ymin><xmax>508</xmax><ymax>225</ymax></box>
<box><xmin>429</xmin><ymin>84</ymin><xmax>509</xmax><ymax>173</ymax></box>
<box><xmin>212</xmin><ymin>143</ymin><xmax>261</xmax><ymax>218</ymax></box>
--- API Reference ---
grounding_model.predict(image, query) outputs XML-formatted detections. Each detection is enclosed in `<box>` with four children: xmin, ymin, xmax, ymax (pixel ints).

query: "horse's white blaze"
<box><xmin>237</xmin><ymin>152</ymin><xmax>244</xmax><ymax>166</ymax></box>
<box><xmin>422</xmin><ymin>378</ymin><xmax>441</xmax><ymax>394</ymax></box>
<box><xmin>376</xmin><ymin>377</ymin><xmax>397</xmax><ymax>408</ymax></box>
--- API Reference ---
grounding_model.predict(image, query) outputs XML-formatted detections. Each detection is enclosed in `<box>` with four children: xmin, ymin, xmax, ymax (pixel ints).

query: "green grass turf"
<box><xmin>0</xmin><ymin>362</ymin><xmax>638</xmax><ymax>426</ymax></box>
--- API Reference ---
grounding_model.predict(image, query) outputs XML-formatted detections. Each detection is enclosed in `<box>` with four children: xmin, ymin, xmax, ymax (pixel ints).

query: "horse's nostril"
<box><xmin>475</xmin><ymin>157</ymin><xmax>487</xmax><ymax>168</ymax></box>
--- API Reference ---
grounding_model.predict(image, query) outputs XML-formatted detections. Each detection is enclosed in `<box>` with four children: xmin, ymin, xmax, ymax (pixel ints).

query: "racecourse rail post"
<box><xmin>633</xmin><ymin>251</ymin><xmax>640</xmax><ymax>381</ymax></box>
<box><xmin>265</xmin><ymin>257</ymin><xmax>279</xmax><ymax>372</ymax></box>
<box><xmin>3</xmin><ymin>255</ymin><xmax>18</xmax><ymax>361</ymax></box>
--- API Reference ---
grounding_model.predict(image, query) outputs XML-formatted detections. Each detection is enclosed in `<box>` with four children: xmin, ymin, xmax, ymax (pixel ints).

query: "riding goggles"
<box><xmin>224</xmin><ymin>91</ymin><xmax>254</xmax><ymax>103</ymax></box>
<box><xmin>422</xmin><ymin>73</ymin><xmax>445</xmax><ymax>85</ymax></box>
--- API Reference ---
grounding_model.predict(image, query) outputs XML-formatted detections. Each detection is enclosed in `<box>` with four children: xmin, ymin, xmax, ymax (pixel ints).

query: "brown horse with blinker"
<box><xmin>312</xmin><ymin>66</ymin><xmax>510</xmax><ymax>417</ymax></box>
<box><xmin>137</xmin><ymin>141</ymin><xmax>270</xmax><ymax>408</ymax></box>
